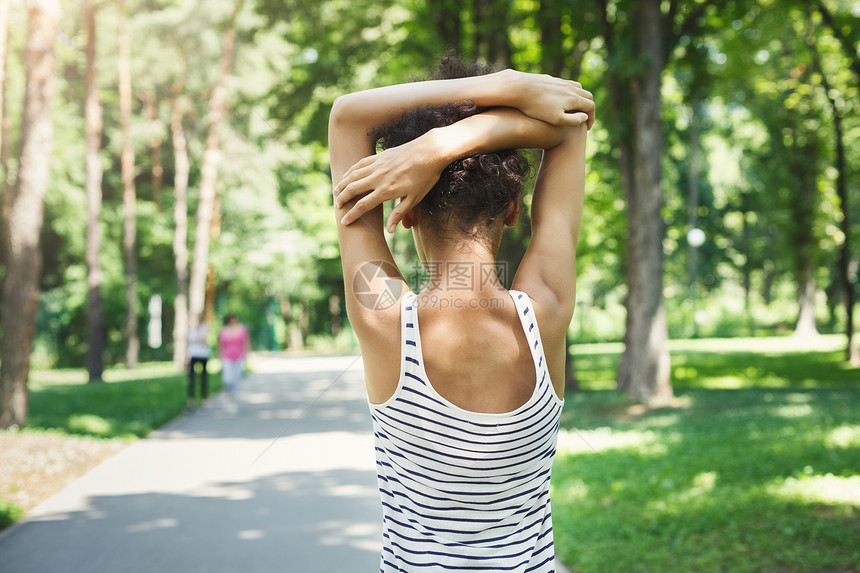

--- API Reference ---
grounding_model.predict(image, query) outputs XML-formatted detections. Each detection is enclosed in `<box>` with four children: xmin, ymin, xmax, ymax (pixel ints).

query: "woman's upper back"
<box><xmin>361</xmin><ymin>288</ymin><xmax>566</xmax><ymax>408</ymax></box>
<box><xmin>413</xmin><ymin>291</ymin><xmax>540</xmax><ymax>414</ymax></box>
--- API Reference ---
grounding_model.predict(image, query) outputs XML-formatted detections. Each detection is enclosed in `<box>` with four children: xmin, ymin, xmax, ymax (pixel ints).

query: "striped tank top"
<box><xmin>369</xmin><ymin>289</ymin><xmax>564</xmax><ymax>572</ymax></box>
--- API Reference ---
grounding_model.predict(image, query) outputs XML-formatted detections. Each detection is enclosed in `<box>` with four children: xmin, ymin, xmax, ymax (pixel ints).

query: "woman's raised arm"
<box><xmin>510</xmin><ymin>121</ymin><xmax>587</xmax><ymax>391</ymax></box>
<box><xmin>334</xmin><ymin>107</ymin><xmax>571</xmax><ymax>232</ymax></box>
<box><xmin>329</xmin><ymin>70</ymin><xmax>593</xmax><ymax>185</ymax></box>
<box><xmin>328</xmin><ymin>70</ymin><xmax>592</xmax><ymax>341</ymax></box>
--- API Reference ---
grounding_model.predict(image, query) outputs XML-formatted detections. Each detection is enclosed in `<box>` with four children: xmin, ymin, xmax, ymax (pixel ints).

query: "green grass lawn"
<box><xmin>26</xmin><ymin>362</ymin><xmax>222</xmax><ymax>440</ymax></box>
<box><xmin>554</xmin><ymin>335</ymin><xmax>860</xmax><ymax>573</ymax></box>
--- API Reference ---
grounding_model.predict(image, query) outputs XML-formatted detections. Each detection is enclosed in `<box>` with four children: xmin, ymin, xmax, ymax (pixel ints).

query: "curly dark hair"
<box><xmin>371</xmin><ymin>56</ymin><xmax>531</xmax><ymax>240</ymax></box>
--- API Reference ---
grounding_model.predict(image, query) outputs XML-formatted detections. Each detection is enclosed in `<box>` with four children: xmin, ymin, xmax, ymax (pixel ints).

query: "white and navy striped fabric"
<box><xmin>369</xmin><ymin>289</ymin><xmax>564</xmax><ymax>573</ymax></box>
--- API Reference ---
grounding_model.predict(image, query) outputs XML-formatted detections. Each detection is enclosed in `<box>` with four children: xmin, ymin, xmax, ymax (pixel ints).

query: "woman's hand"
<box><xmin>334</xmin><ymin>135</ymin><xmax>443</xmax><ymax>233</ymax></box>
<box><xmin>510</xmin><ymin>70</ymin><xmax>596</xmax><ymax>130</ymax></box>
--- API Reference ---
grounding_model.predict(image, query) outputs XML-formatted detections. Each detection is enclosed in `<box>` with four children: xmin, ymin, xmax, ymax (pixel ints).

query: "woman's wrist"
<box><xmin>422</xmin><ymin>126</ymin><xmax>463</xmax><ymax>172</ymax></box>
<box><xmin>490</xmin><ymin>69</ymin><xmax>528</xmax><ymax>110</ymax></box>
<box><xmin>426</xmin><ymin>107</ymin><xmax>565</xmax><ymax>165</ymax></box>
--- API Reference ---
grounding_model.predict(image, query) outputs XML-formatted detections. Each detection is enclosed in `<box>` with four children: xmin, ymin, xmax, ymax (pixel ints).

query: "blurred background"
<box><xmin>0</xmin><ymin>1</ymin><xmax>858</xmax><ymax>570</ymax></box>
<box><xmin>0</xmin><ymin>0</ymin><xmax>857</xmax><ymax>376</ymax></box>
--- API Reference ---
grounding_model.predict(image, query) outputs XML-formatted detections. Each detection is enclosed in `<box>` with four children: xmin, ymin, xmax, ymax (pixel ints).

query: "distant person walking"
<box><xmin>218</xmin><ymin>314</ymin><xmax>250</xmax><ymax>414</ymax></box>
<box><xmin>186</xmin><ymin>313</ymin><xmax>211</xmax><ymax>412</ymax></box>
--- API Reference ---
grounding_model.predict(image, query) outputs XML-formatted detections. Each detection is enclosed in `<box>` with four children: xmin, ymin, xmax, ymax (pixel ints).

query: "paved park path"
<box><xmin>0</xmin><ymin>354</ymin><xmax>571</xmax><ymax>573</ymax></box>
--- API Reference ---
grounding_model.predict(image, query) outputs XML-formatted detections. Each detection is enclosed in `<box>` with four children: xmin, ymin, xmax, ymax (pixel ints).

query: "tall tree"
<box><xmin>84</xmin><ymin>0</ymin><xmax>104</xmax><ymax>382</ymax></box>
<box><xmin>171</xmin><ymin>82</ymin><xmax>189</xmax><ymax>368</ymax></box>
<box><xmin>807</xmin><ymin>14</ymin><xmax>858</xmax><ymax>363</ymax></box>
<box><xmin>0</xmin><ymin>0</ymin><xmax>60</xmax><ymax>428</ymax></box>
<box><xmin>118</xmin><ymin>0</ymin><xmax>139</xmax><ymax>368</ymax></box>
<box><xmin>143</xmin><ymin>90</ymin><xmax>163</xmax><ymax>210</ymax></box>
<box><xmin>0</xmin><ymin>0</ymin><xmax>12</xmax><ymax>258</ymax></box>
<box><xmin>596</xmin><ymin>0</ymin><xmax>732</xmax><ymax>402</ymax></box>
<box><xmin>0</xmin><ymin>0</ymin><xmax>9</xmax><ymax>162</ymax></box>
<box><xmin>788</xmin><ymin>123</ymin><xmax>820</xmax><ymax>339</ymax></box>
<box><xmin>608</xmin><ymin>0</ymin><xmax>673</xmax><ymax>404</ymax></box>
<box><xmin>188</xmin><ymin>0</ymin><xmax>243</xmax><ymax>319</ymax></box>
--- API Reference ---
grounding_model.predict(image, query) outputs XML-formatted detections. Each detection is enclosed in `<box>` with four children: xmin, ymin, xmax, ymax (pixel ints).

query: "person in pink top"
<box><xmin>218</xmin><ymin>314</ymin><xmax>250</xmax><ymax>413</ymax></box>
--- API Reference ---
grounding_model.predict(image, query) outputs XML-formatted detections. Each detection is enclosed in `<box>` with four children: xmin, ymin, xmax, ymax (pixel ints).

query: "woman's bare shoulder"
<box><xmin>355</xmin><ymin>292</ymin><xmax>407</xmax><ymax>404</ymax></box>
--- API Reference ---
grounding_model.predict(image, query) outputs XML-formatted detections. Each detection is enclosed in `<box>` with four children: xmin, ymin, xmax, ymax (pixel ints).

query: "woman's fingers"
<box><xmin>573</xmin><ymin>112</ymin><xmax>590</xmax><ymax>126</ymax></box>
<box><xmin>340</xmin><ymin>192</ymin><xmax>379</xmax><ymax>225</ymax></box>
<box><xmin>335</xmin><ymin>168</ymin><xmax>378</xmax><ymax>207</ymax></box>
<box><xmin>564</xmin><ymin>93</ymin><xmax>595</xmax><ymax>129</ymax></box>
<box><xmin>334</xmin><ymin>156</ymin><xmax>377</xmax><ymax>203</ymax></box>
<box><xmin>335</xmin><ymin>178</ymin><xmax>368</xmax><ymax>208</ymax></box>
<box><xmin>574</xmin><ymin>86</ymin><xmax>593</xmax><ymax>100</ymax></box>
<box><xmin>385</xmin><ymin>211</ymin><xmax>400</xmax><ymax>234</ymax></box>
<box><xmin>386</xmin><ymin>198</ymin><xmax>412</xmax><ymax>233</ymax></box>
<box><xmin>556</xmin><ymin>111</ymin><xmax>587</xmax><ymax>127</ymax></box>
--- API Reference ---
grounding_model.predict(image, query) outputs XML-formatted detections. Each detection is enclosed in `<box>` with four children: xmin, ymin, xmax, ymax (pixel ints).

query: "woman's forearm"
<box><xmin>424</xmin><ymin>107</ymin><xmax>566</xmax><ymax>168</ymax></box>
<box><xmin>330</xmin><ymin>70</ymin><xmax>521</xmax><ymax>137</ymax></box>
<box><xmin>329</xmin><ymin>70</ymin><xmax>592</xmax><ymax>187</ymax></box>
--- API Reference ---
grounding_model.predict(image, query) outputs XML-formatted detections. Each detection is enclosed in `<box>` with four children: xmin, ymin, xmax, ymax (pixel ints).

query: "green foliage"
<box><xmin>0</xmin><ymin>498</ymin><xmax>25</xmax><ymax>531</ymax></box>
<box><xmin>555</xmin><ymin>336</ymin><xmax>860</xmax><ymax>572</ymax></box>
<box><xmin>1</xmin><ymin>0</ymin><xmax>856</xmax><ymax>368</ymax></box>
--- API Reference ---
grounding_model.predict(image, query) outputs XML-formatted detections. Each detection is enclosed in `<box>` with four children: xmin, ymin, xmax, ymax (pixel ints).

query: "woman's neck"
<box><xmin>420</xmin><ymin>238</ymin><xmax>506</xmax><ymax>296</ymax></box>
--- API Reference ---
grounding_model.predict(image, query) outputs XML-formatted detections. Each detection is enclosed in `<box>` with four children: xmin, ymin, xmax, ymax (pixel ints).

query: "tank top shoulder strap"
<box><xmin>399</xmin><ymin>291</ymin><xmax>426</xmax><ymax>385</ymax></box>
<box><xmin>508</xmin><ymin>289</ymin><xmax>548</xmax><ymax>380</ymax></box>
<box><xmin>400</xmin><ymin>291</ymin><xmax>419</xmax><ymax>359</ymax></box>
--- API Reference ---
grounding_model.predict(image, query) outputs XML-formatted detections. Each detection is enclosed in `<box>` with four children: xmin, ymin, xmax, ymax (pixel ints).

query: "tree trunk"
<box><xmin>791</xmin><ymin>136</ymin><xmax>819</xmax><ymax>339</ymax></box>
<box><xmin>84</xmin><ymin>0</ymin><xmax>104</xmax><ymax>383</ymax></box>
<box><xmin>616</xmin><ymin>0</ymin><xmax>673</xmax><ymax>405</ymax></box>
<box><xmin>0</xmin><ymin>0</ymin><xmax>12</xmax><ymax>264</ymax></box>
<box><xmin>299</xmin><ymin>300</ymin><xmax>309</xmax><ymax>348</ymax></box>
<box><xmin>807</xmin><ymin>23</ymin><xmax>858</xmax><ymax>363</ymax></box>
<box><xmin>171</xmin><ymin>87</ymin><xmax>189</xmax><ymax>368</ymax></box>
<box><xmin>431</xmin><ymin>0</ymin><xmax>462</xmax><ymax>53</ymax></box>
<box><xmin>143</xmin><ymin>90</ymin><xmax>163</xmax><ymax>211</ymax></box>
<box><xmin>0</xmin><ymin>0</ymin><xmax>8</xmax><ymax>157</ymax></box>
<box><xmin>188</xmin><ymin>0</ymin><xmax>242</xmax><ymax>319</ymax></box>
<box><xmin>475</xmin><ymin>0</ymin><xmax>511</xmax><ymax>67</ymax></box>
<box><xmin>830</xmin><ymin>89</ymin><xmax>858</xmax><ymax>364</ymax></box>
<box><xmin>279</xmin><ymin>296</ymin><xmax>303</xmax><ymax>350</ymax></box>
<box><xmin>741</xmin><ymin>197</ymin><xmax>753</xmax><ymax>335</ymax></box>
<box><xmin>205</xmin><ymin>265</ymin><xmax>217</xmax><ymax>324</ymax></box>
<box><xmin>794</xmin><ymin>266</ymin><xmax>818</xmax><ymax>338</ymax></box>
<box><xmin>539</xmin><ymin>0</ymin><xmax>564</xmax><ymax>76</ymax></box>
<box><xmin>763</xmin><ymin>260</ymin><xmax>775</xmax><ymax>306</ymax></box>
<box><xmin>0</xmin><ymin>0</ymin><xmax>60</xmax><ymax>429</ymax></box>
<box><xmin>473</xmin><ymin>0</ymin><xmax>486</xmax><ymax>62</ymax></box>
<box><xmin>687</xmin><ymin>103</ymin><xmax>701</xmax><ymax>338</ymax></box>
<box><xmin>117</xmin><ymin>0</ymin><xmax>138</xmax><ymax>369</ymax></box>
<box><xmin>597</xmin><ymin>0</ymin><xmax>636</xmax><ymax>238</ymax></box>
